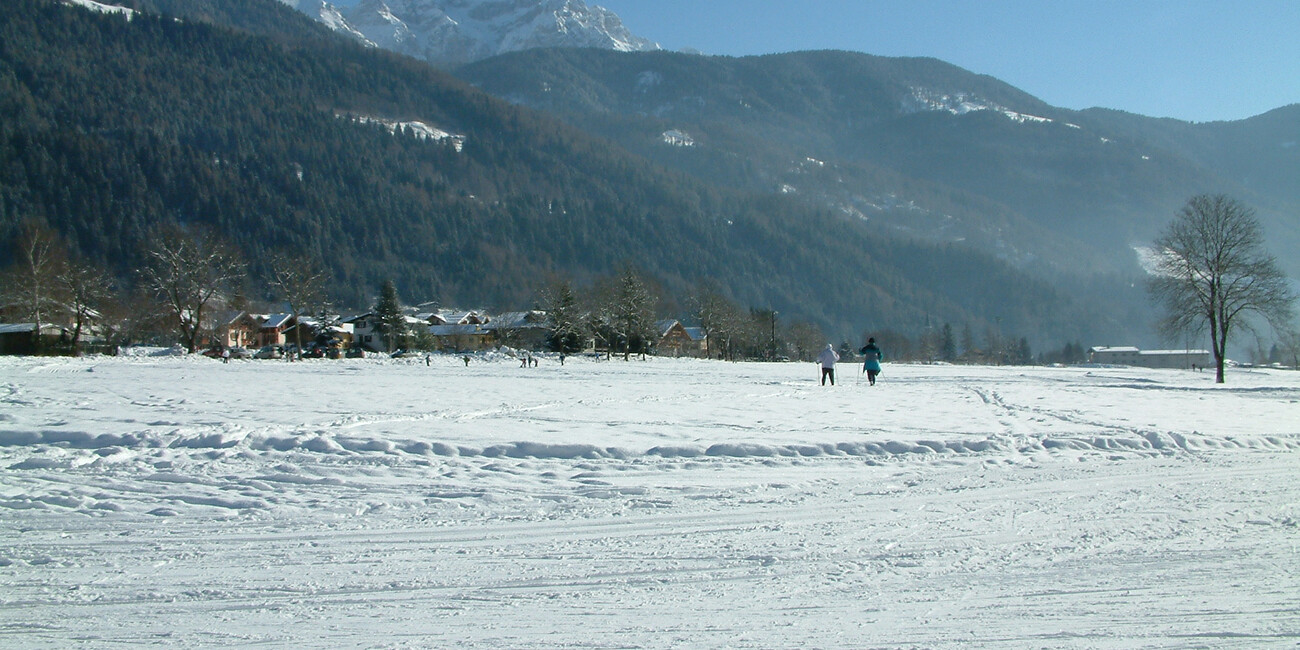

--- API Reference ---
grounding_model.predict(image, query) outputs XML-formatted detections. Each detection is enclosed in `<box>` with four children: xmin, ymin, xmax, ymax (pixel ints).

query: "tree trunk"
<box><xmin>1214</xmin><ymin>326</ymin><xmax>1227</xmax><ymax>384</ymax></box>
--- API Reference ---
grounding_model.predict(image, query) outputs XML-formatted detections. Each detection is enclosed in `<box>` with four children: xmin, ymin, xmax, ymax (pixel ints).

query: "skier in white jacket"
<box><xmin>816</xmin><ymin>344</ymin><xmax>840</xmax><ymax>386</ymax></box>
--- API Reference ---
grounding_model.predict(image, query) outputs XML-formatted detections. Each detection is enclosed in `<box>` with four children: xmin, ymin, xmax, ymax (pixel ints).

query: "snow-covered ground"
<box><xmin>2</xmin><ymin>353</ymin><xmax>1297</xmax><ymax>648</ymax></box>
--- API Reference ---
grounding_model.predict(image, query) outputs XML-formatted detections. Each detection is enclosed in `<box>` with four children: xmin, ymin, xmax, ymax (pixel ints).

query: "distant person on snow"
<box><xmin>859</xmin><ymin>337</ymin><xmax>884</xmax><ymax>386</ymax></box>
<box><xmin>817</xmin><ymin>344</ymin><xmax>840</xmax><ymax>386</ymax></box>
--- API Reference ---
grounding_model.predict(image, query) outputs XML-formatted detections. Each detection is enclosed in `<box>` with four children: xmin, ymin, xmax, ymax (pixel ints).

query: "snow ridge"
<box><xmin>62</xmin><ymin>0</ymin><xmax>135</xmax><ymax>20</ymax></box>
<box><xmin>903</xmin><ymin>87</ymin><xmax>1075</xmax><ymax>127</ymax></box>
<box><xmin>349</xmin><ymin>114</ymin><xmax>467</xmax><ymax>150</ymax></box>
<box><xmin>283</xmin><ymin>0</ymin><xmax>660</xmax><ymax>67</ymax></box>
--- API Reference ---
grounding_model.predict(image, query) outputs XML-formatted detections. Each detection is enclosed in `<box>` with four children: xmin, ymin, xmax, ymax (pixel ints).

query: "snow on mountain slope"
<box><xmin>904</xmin><ymin>87</ymin><xmax>1081</xmax><ymax>127</ymax></box>
<box><xmin>350</xmin><ymin>114</ymin><xmax>467</xmax><ymax>150</ymax></box>
<box><xmin>62</xmin><ymin>0</ymin><xmax>135</xmax><ymax>19</ymax></box>
<box><xmin>282</xmin><ymin>0</ymin><xmax>659</xmax><ymax>67</ymax></box>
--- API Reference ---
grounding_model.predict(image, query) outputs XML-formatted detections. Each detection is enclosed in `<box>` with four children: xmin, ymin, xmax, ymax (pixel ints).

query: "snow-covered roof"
<box><xmin>0</xmin><ymin>323</ymin><xmax>65</xmax><ymax>335</ymax></box>
<box><xmin>214</xmin><ymin>310</ymin><xmax>249</xmax><ymax>326</ymax></box>
<box><xmin>429</xmin><ymin>324</ymin><xmax>486</xmax><ymax>336</ymax></box>
<box><xmin>488</xmin><ymin>311</ymin><xmax>547</xmax><ymax>329</ymax></box>
<box><xmin>1091</xmin><ymin>346</ymin><xmax>1209</xmax><ymax>356</ymax></box>
<box><xmin>259</xmin><ymin>313</ymin><xmax>294</xmax><ymax>329</ymax></box>
<box><xmin>440</xmin><ymin>310</ymin><xmax>488</xmax><ymax>325</ymax></box>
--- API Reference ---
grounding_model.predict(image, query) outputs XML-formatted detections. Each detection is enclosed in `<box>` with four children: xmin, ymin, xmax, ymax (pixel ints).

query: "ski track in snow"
<box><xmin>0</xmin><ymin>355</ymin><xmax>1297</xmax><ymax>647</ymax></box>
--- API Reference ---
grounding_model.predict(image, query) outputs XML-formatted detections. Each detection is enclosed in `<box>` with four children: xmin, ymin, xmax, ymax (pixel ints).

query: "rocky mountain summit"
<box><xmin>283</xmin><ymin>0</ymin><xmax>658</xmax><ymax>66</ymax></box>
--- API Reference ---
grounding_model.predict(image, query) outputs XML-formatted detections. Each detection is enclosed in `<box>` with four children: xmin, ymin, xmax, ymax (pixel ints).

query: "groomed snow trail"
<box><xmin>1</xmin><ymin>355</ymin><xmax>1297</xmax><ymax>647</ymax></box>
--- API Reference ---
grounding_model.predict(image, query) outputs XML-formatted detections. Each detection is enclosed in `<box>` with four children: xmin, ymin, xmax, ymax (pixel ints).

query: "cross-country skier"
<box><xmin>817</xmin><ymin>344</ymin><xmax>840</xmax><ymax>386</ymax></box>
<box><xmin>859</xmin><ymin>338</ymin><xmax>884</xmax><ymax>386</ymax></box>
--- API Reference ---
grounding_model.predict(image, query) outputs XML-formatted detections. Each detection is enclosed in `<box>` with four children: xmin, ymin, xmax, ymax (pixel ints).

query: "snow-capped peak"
<box><xmin>284</xmin><ymin>0</ymin><xmax>659</xmax><ymax>67</ymax></box>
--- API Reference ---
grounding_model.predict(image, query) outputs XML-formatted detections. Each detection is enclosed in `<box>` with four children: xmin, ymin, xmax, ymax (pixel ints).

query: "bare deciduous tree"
<box><xmin>690</xmin><ymin>282</ymin><xmax>744</xmax><ymax>361</ymax></box>
<box><xmin>268</xmin><ymin>252</ymin><xmax>328</xmax><ymax>360</ymax></box>
<box><xmin>139</xmin><ymin>226</ymin><xmax>245</xmax><ymax>353</ymax></box>
<box><xmin>57</xmin><ymin>259</ymin><xmax>113</xmax><ymax>355</ymax></box>
<box><xmin>786</xmin><ymin>320</ymin><xmax>826</xmax><ymax>362</ymax></box>
<box><xmin>585</xmin><ymin>269</ymin><xmax>657</xmax><ymax>360</ymax></box>
<box><xmin>4</xmin><ymin>220</ymin><xmax>68</xmax><ymax>344</ymax></box>
<box><xmin>1149</xmin><ymin>195</ymin><xmax>1295</xmax><ymax>383</ymax></box>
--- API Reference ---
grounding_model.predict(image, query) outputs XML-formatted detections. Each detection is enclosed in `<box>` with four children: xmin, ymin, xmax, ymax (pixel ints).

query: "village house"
<box><xmin>0</xmin><ymin>323</ymin><xmax>69</xmax><ymax>355</ymax></box>
<box><xmin>485</xmin><ymin>310</ymin><xmax>550</xmax><ymax>350</ymax></box>
<box><xmin>343</xmin><ymin>312</ymin><xmax>384</xmax><ymax>352</ymax></box>
<box><xmin>439</xmin><ymin>310</ymin><xmax>489</xmax><ymax>326</ymax></box>
<box><xmin>656</xmin><ymin>319</ymin><xmax>708</xmax><ymax>358</ymax></box>
<box><xmin>215</xmin><ymin>311</ymin><xmax>260</xmax><ymax>350</ymax></box>
<box><xmin>344</xmin><ymin>313</ymin><xmax>427</xmax><ymax>352</ymax></box>
<box><xmin>255</xmin><ymin>313</ymin><xmax>298</xmax><ymax>348</ymax></box>
<box><xmin>428</xmin><ymin>323</ymin><xmax>492</xmax><ymax>352</ymax></box>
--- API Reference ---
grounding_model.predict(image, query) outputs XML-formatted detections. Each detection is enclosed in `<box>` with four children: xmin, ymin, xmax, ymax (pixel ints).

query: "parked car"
<box><xmin>209</xmin><ymin>346</ymin><xmax>254</xmax><ymax>360</ymax></box>
<box><xmin>254</xmin><ymin>345</ymin><xmax>284</xmax><ymax>359</ymax></box>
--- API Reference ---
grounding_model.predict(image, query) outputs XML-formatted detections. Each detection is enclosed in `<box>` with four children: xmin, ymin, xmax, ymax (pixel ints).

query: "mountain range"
<box><xmin>3</xmin><ymin>0</ymin><xmax>1297</xmax><ymax>353</ymax></box>
<box><xmin>281</xmin><ymin>0</ymin><xmax>658</xmax><ymax>67</ymax></box>
<box><xmin>287</xmin><ymin>0</ymin><xmax>1298</xmax><ymax>317</ymax></box>
<box><xmin>457</xmin><ymin>48</ymin><xmax>1300</xmax><ymax>279</ymax></box>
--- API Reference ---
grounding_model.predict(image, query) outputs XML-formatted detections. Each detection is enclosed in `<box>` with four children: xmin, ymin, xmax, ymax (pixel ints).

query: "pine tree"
<box><xmin>542</xmin><ymin>279</ymin><xmax>585</xmax><ymax>353</ymax></box>
<box><xmin>373</xmin><ymin>279</ymin><xmax>407</xmax><ymax>352</ymax></box>
<box><xmin>940</xmin><ymin>323</ymin><xmax>957</xmax><ymax>362</ymax></box>
<box><xmin>611</xmin><ymin>269</ymin><xmax>656</xmax><ymax>360</ymax></box>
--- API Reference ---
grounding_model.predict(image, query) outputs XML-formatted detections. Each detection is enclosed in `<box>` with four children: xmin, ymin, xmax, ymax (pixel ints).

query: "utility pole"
<box><xmin>770</xmin><ymin>310</ymin><xmax>779</xmax><ymax>360</ymax></box>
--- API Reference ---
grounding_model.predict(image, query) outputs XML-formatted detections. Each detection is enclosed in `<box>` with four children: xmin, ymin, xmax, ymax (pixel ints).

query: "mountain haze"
<box><xmin>2</xmin><ymin>0</ymin><xmax>1122</xmax><ymax>348</ymax></box>
<box><xmin>457</xmin><ymin>48</ymin><xmax>1300</xmax><ymax>282</ymax></box>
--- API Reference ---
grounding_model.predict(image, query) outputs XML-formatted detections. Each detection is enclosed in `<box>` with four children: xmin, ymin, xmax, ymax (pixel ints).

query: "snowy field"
<box><xmin>1</xmin><ymin>352</ymin><xmax>1298</xmax><ymax>648</ymax></box>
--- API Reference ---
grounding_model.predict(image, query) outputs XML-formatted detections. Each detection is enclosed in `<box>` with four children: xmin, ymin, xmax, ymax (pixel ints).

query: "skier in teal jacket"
<box><xmin>859</xmin><ymin>338</ymin><xmax>884</xmax><ymax>386</ymax></box>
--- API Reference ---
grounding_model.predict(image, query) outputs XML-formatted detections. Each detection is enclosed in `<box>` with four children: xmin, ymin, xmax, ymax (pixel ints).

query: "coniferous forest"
<box><xmin>0</xmin><ymin>0</ymin><xmax>1124</xmax><ymax>348</ymax></box>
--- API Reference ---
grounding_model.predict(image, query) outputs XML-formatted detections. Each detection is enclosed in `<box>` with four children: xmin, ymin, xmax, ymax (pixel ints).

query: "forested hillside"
<box><xmin>458</xmin><ymin>48</ymin><xmax>1300</xmax><ymax>279</ymax></box>
<box><xmin>0</xmin><ymin>0</ymin><xmax>1130</xmax><ymax>346</ymax></box>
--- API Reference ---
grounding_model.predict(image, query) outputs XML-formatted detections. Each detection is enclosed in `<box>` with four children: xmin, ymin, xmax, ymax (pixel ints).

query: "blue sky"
<box><xmin>595</xmin><ymin>0</ymin><xmax>1300</xmax><ymax>123</ymax></box>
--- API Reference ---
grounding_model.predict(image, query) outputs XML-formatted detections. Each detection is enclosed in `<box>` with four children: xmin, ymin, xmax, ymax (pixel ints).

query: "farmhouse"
<box><xmin>1089</xmin><ymin>346</ymin><xmax>1211</xmax><ymax>369</ymax></box>
<box><xmin>485</xmin><ymin>311</ymin><xmax>550</xmax><ymax>350</ymax></box>
<box><xmin>656</xmin><ymin>319</ymin><xmax>707</xmax><ymax>358</ymax></box>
